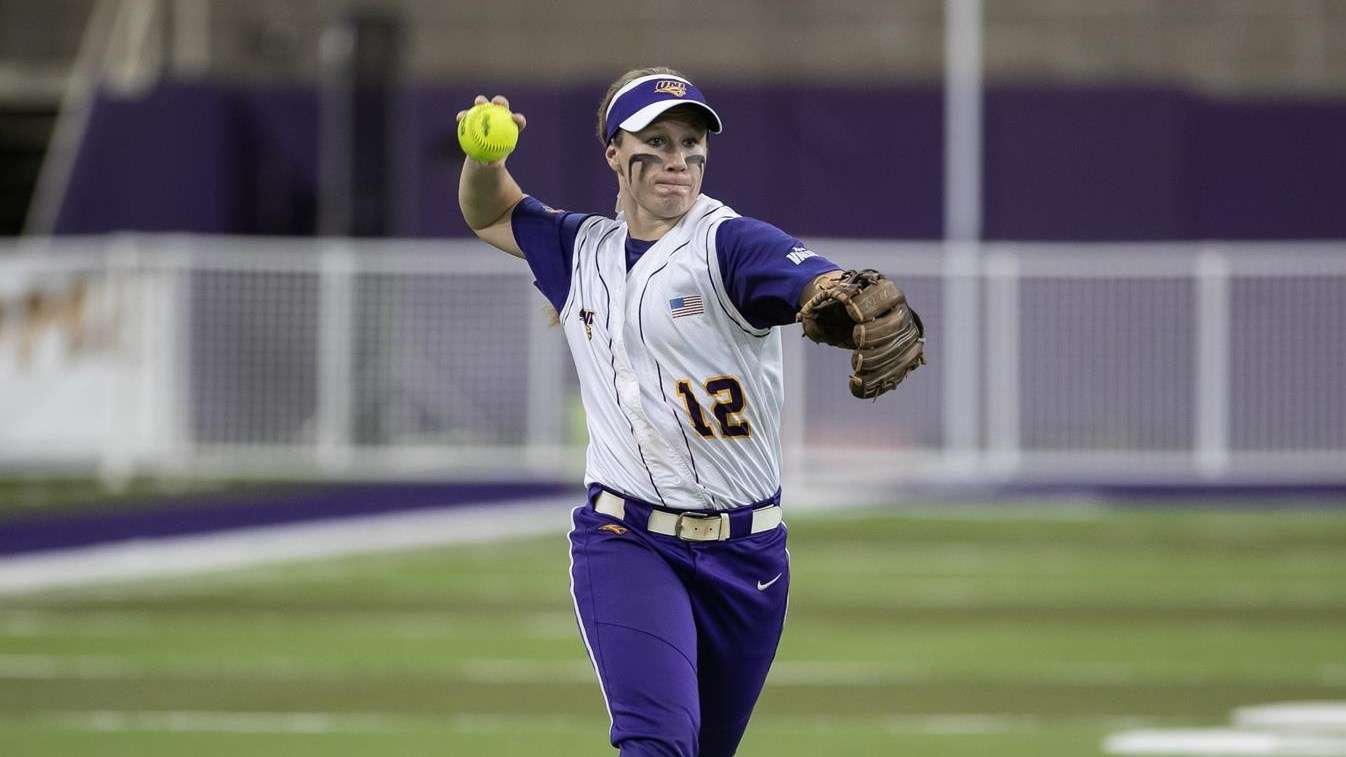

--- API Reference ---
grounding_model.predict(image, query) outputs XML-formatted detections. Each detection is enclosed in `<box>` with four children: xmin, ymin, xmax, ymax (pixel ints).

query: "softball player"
<box><xmin>458</xmin><ymin>66</ymin><xmax>922</xmax><ymax>757</ymax></box>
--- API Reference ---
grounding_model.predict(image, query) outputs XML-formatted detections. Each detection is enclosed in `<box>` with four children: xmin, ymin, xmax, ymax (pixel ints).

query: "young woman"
<box><xmin>458</xmin><ymin>66</ymin><xmax>921</xmax><ymax>757</ymax></box>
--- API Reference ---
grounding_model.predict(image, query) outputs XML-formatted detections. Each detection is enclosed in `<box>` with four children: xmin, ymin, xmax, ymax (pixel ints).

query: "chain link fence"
<box><xmin>3</xmin><ymin>235</ymin><xmax>1344</xmax><ymax>493</ymax></box>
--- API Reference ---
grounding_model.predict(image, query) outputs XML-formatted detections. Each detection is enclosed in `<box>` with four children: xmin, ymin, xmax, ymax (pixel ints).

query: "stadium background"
<box><xmin>1</xmin><ymin>1</ymin><xmax>1344</xmax><ymax>755</ymax></box>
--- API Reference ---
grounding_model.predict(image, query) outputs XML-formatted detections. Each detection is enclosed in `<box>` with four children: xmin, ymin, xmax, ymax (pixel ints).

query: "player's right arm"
<box><xmin>458</xmin><ymin>94</ymin><xmax>596</xmax><ymax>313</ymax></box>
<box><xmin>457</xmin><ymin>95</ymin><xmax>527</xmax><ymax>258</ymax></box>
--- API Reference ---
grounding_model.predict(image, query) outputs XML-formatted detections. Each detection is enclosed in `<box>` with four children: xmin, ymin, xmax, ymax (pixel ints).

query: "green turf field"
<box><xmin>2</xmin><ymin>505</ymin><xmax>1344</xmax><ymax>756</ymax></box>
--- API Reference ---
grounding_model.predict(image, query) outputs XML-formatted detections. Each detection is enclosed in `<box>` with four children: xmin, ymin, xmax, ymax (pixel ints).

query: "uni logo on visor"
<box><xmin>654</xmin><ymin>80</ymin><xmax>688</xmax><ymax>97</ymax></box>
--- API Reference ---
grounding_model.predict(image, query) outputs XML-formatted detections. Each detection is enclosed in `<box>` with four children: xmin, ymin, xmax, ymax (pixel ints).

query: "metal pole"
<box><xmin>985</xmin><ymin>251</ymin><xmax>1020</xmax><ymax>475</ymax></box>
<box><xmin>316</xmin><ymin>242</ymin><xmax>355</xmax><ymax>471</ymax></box>
<box><xmin>945</xmin><ymin>0</ymin><xmax>983</xmax><ymax>243</ymax></box>
<box><xmin>1195</xmin><ymin>247</ymin><xmax>1231</xmax><ymax>478</ymax></box>
<box><xmin>942</xmin><ymin>0</ymin><xmax>984</xmax><ymax>473</ymax></box>
<box><xmin>24</xmin><ymin>0</ymin><xmax>119</xmax><ymax>235</ymax></box>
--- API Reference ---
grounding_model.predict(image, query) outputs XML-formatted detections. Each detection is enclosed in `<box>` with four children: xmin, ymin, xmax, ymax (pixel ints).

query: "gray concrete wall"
<box><xmin>2</xmin><ymin>0</ymin><xmax>1344</xmax><ymax>95</ymax></box>
<box><xmin>205</xmin><ymin>0</ymin><xmax>1346</xmax><ymax>94</ymax></box>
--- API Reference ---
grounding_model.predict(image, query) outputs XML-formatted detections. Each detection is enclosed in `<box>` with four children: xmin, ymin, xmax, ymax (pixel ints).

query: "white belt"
<box><xmin>594</xmin><ymin>491</ymin><xmax>783</xmax><ymax>542</ymax></box>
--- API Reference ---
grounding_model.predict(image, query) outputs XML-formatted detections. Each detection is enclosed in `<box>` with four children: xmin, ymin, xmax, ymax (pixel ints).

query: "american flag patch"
<box><xmin>669</xmin><ymin>295</ymin><xmax>705</xmax><ymax>318</ymax></box>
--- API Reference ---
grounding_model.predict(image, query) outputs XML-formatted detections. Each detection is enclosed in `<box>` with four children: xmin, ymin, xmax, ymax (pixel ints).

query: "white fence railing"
<box><xmin>3</xmin><ymin>235</ymin><xmax>1344</xmax><ymax>494</ymax></box>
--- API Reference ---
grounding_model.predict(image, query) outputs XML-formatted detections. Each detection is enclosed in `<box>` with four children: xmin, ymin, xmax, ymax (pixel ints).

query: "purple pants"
<box><xmin>568</xmin><ymin>488</ymin><xmax>790</xmax><ymax>757</ymax></box>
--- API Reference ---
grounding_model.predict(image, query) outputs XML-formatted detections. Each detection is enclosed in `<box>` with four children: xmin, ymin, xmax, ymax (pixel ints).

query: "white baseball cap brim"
<box><xmin>603</xmin><ymin>74</ymin><xmax>723</xmax><ymax>142</ymax></box>
<box><xmin>618</xmin><ymin>100</ymin><xmax>724</xmax><ymax>136</ymax></box>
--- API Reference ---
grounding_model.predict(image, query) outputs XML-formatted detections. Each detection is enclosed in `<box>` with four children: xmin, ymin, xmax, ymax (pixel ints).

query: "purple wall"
<box><xmin>983</xmin><ymin>88</ymin><xmax>1189</xmax><ymax>240</ymax></box>
<box><xmin>1189</xmin><ymin>100</ymin><xmax>1346</xmax><ymax>239</ymax></box>
<box><xmin>58</xmin><ymin>85</ymin><xmax>242</xmax><ymax>234</ymax></box>
<box><xmin>57</xmin><ymin>84</ymin><xmax>320</xmax><ymax>235</ymax></box>
<box><xmin>55</xmin><ymin>81</ymin><xmax>1346</xmax><ymax>240</ymax></box>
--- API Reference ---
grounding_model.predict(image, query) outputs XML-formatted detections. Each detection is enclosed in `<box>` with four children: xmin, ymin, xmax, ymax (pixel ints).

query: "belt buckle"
<box><xmin>674</xmin><ymin>512</ymin><xmax>727</xmax><ymax>542</ymax></box>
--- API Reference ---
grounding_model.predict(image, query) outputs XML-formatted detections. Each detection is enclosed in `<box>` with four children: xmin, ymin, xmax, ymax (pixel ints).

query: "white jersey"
<box><xmin>559</xmin><ymin>194</ymin><xmax>782</xmax><ymax>511</ymax></box>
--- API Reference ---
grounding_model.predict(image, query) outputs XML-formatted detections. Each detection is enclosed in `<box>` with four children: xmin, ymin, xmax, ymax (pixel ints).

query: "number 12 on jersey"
<box><xmin>674</xmin><ymin>376</ymin><xmax>751</xmax><ymax>439</ymax></box>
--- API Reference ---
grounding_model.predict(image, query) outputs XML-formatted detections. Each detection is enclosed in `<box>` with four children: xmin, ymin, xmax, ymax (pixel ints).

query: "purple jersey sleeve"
<box><xmin>715</xmin><ymin>217</ymin><xmax>841</xmax><ymax>330</ymax></box>
<box><xmin>510</xmin><ymin>195</ymin><xmax>593</xmax><ymax>312</ymax></box>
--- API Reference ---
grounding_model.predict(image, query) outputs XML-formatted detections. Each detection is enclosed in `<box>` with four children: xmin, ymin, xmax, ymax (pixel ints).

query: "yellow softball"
<box><xmin>457</xmin><ymin>103</ymin><xmax>519</xmax><ymax>163</ymax></box>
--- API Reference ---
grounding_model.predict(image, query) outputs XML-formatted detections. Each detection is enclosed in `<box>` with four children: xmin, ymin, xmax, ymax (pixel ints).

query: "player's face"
<box><xmin>606</xmin><ymin>113</ymin><xmax>708</xmax><ymax>222</ymax></box>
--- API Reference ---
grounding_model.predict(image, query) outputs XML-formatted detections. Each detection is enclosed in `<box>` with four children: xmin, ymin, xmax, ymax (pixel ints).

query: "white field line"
<box><xmin>0</xmin><ymin>653</ymin><xmax>996</xmax><ymax>685</ymax></box>
<box><xmin>0</xmin><ymin>654</ymin><xmax>144</xmax><ymax>678</ymax></box>
<box><xmin>0</xmin><ymin>496</ymin><xmax>577</xmax><ymax>596</ymax></box>
<box><xmin>2</xmin><ymin>654</ymin><xmax>1330</xmax><ymax>691</ymax></box>
<box><xmin>37</xmin><ymin>710</ymin><xmax>418</xmax><ymax>734</ymax></box>
<box><xmin>0</xmin><ymin>655</ymin><xmax>920</xmax><ymax>685</ymax></box>
<box><xmin>18</xmin><ymin>709</ymin><xmax>1159</xmax><ymax>736</ymax></box>
<box><xmin>1104</xmin><ymin>727</ymin><xmax>1346</xmax><ymax>755</ymax></box>
<box><xmin>1233</xmin><ymin>703</ymin><xmax>1346</xmax><ymax>734</ymax></box>
<box><xmin>0</xmin><ymin>609</ymin><xmax>579</xmax><ymax>640</ymax></box>
<box><xmin>879</xmin><ymin>713</ymin><xmax>1039</xmax><ymax>735</ymax></box>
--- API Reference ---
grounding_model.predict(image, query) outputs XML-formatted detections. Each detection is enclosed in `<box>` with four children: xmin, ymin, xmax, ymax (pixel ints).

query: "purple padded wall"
<box><xmin>54</xmin><ymin>81</ymin><xmax>1346</xmax><ymax>240</ymax></box>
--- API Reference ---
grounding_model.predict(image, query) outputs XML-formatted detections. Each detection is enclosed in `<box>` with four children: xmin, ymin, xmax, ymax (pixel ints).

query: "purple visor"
<box><xmin>603</xmin><ymin>74</ymin><xmax>723</xmax><ymax>143</ymax></box>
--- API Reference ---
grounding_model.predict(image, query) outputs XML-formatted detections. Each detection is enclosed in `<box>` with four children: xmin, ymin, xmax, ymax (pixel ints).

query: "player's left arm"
<box><xmin>714</xmin><ymin>218</ymin><xmax>842</xmax><ymax>330</ymax></box>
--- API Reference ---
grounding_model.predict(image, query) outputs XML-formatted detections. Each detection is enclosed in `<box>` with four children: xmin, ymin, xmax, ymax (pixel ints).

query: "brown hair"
<box><xmin>597</xmin><ymin>65</ymin><xmax>692</xmax><ymax>146</ymax></box>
